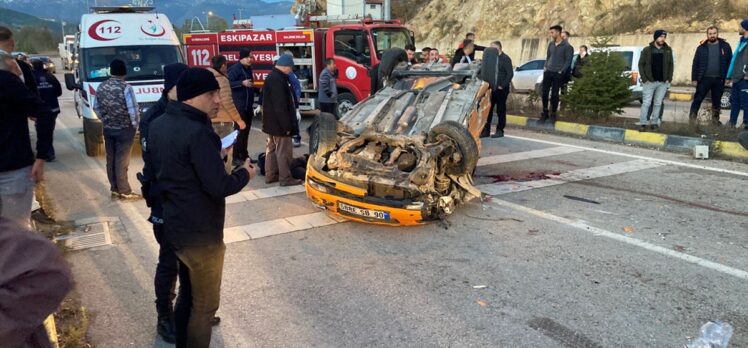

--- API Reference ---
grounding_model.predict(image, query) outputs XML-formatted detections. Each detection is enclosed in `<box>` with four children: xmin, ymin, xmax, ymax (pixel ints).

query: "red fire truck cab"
<box><xmin>183</xmin><ymin>20</ymin><xmax>414</xmax><ymax>116</ymax></box>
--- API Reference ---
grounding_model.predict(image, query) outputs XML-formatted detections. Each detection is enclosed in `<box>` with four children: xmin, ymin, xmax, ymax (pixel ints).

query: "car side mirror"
<box><xmin>64</xmin><ymin>73</ymin><xmax>81</xmax><ymax>91</ymax></box>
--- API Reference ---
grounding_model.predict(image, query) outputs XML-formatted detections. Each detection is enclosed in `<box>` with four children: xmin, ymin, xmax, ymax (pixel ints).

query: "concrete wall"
<box><xmin>421</xmin><ymin>32</ymin><xmax>743</xmax><ymax>85</ymax></box>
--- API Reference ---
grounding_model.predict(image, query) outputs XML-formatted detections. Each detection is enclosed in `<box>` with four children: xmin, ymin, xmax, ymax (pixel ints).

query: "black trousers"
<box><xmin>153</xmin><ymin>223</ymin><xmax>178</xmax><ymax>318</ymax></box>
<box><xmin>320</xmin><ymin>102</ymin><xmax>339</xmax><ymax>120</ymax></box>
<box><xmin>233</xmin><ymin>108</ymin><xmax>253</xmax><ymax>161</ymax></box>
<box><xmin>541</xmin><ymin>71</ymin><xmax>564</xmax><ymax>114</ymax></box>
<box><xmin>689</xmin><ymin>77</ymin><xmax>724</xmax><ymax>117</ymax></box>
<box><xmin>485</xmin><ymin>87</ymin><xmax>510</xmax><ymax>132</ymax></box>
<box><xmin>174</xmin><ymin>243</ymin><xmax>225</xmax><ymax>348</ymax></box>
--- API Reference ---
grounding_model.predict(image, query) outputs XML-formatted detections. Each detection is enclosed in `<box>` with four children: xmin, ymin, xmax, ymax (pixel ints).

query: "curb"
<box><xmin>506</xmin><ymin>115</ymin><xmax>748</xmax><ymax>160</ymax></box>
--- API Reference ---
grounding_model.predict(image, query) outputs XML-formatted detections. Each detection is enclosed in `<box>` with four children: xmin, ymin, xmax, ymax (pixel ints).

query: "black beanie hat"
<box><xmin>163</xmin><ymin>63</ymin><xmax>188</xmax><ymax>93</ymax></box>
<box><xmin>653</xmin><ymin>29</ymin><xmax>667</xmax><ymax>41</ymax></box>
<box><xmin>239</xmin><ymin>48</ymin><xmax>251</xmax><ymax>60</ymax></box>
<box><xmin>110</xmin><ymin>59</ymin><xmax>127</xmax><ymax>76</ymax></box>
<box><xmin>177</xmin><ymin>67</ymin><xmax>220</xmax><ymax>101</ymax></box>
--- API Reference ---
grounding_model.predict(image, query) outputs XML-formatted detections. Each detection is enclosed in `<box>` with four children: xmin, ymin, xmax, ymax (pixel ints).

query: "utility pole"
<box><xmin>383</xmin><ymin>0</ymin><xmax>391</xmax><ymax>20</ymax></box>
<box><xmin>61</xmin><ymin>20</ymin><xmax>66</xmax><ymax>41</ymax></box>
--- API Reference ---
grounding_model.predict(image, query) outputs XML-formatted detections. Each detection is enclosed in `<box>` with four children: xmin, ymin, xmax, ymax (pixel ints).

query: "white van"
<box><xmin>65</xmin><ymin>6</ymin><xmax>183</xmax><ymax>156</ymax></box>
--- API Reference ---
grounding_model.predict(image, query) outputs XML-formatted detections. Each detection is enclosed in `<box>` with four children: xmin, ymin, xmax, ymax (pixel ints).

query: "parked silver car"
<box><xmin>511</xmin><ymin>59</ymin><xmax>545</xmax><ymax>92</ymax></box>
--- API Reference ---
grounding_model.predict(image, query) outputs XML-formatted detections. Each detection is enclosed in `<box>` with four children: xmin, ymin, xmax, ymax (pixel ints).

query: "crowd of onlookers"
<box><xmin>2</xmin><ymin>16</ymin><xmax>748</xmax><ymax>348</ymax></box>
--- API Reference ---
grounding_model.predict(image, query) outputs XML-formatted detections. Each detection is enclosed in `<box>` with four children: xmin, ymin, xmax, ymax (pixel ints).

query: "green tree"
<box><xmin>561</xmin><ymin>48</ymin><xmax>632</xmax><ymax>119</ymax></box>
<box><xmin>14</xmin><ymin>26</ymin><xmax>57</xmax><ymax>54</ymax></box>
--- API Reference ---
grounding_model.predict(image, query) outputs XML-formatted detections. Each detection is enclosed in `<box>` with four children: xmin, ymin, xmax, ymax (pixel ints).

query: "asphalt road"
<box><xmin>40</xmin><ymin>70</ymin><xmax>748</xmax><ymax>347</ymax></box>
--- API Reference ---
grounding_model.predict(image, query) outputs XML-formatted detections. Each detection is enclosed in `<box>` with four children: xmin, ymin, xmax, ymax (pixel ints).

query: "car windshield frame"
<box><xmin>609</xmin><ymin>51</ymin><xmax>634</xmax><ymax>71</ymax></box>
<box><xmin>371</xmin><ymin>28</ymin><xmax>413</xmax><ymax>59</ymax></box>
<box><xmin>80</xmin><ymin>45</ymin><xmax>183</xmax><ymax>82</ymax></box>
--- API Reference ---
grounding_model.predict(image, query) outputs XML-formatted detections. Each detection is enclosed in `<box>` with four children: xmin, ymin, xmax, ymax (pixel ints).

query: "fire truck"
<box><xmin>182</xmin><ymin>19</ymin><xmax>414</xmax><ymax>116</ymax></box>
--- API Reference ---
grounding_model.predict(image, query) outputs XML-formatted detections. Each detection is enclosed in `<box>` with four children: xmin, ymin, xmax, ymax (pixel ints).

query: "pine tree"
<box><xmin>561</xmin><ymin>49</ymin><xmax>632</xmax><ymax>119</ymax></box>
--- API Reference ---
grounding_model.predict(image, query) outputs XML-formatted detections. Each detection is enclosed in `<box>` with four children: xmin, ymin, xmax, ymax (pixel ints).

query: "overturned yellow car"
<box><xmin>306</xmin><ymin>48</ymin><xmax>502</xmax><ymax>226</ymax></box>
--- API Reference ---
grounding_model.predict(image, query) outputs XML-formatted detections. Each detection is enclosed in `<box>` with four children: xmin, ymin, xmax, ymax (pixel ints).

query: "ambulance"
<box><xmin>65</xmin><ymin>6</ymin><xmax>182</xmax><ymax>156</ymax></box>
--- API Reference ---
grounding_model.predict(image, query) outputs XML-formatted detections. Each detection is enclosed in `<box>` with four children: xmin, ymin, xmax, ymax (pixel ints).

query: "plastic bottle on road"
<box><xmin>686</xmin><ymin>321</ymin><xmax>733</xmax><ymax>348</ymax></box>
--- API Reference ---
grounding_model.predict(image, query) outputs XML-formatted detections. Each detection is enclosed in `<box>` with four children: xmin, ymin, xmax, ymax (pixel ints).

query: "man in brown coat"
<box><xmin>207</xmin><ymin>55</ymin><xmax>245</xmax><ymax>137</ymax></box>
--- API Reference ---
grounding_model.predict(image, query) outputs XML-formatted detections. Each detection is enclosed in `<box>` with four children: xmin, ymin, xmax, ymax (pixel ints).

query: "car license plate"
<box><xmin>338</xmin><ymin>202</ymin><xmax>390</xmax><ymax>220</ymax></box>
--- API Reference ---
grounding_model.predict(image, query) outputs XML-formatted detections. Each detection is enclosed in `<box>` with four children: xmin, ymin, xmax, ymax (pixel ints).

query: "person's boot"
<box><xmin>480</xmin><ymin>127</ymin><xmax>490</xmax><ymax>138</ymax></box>
<box><xmin>711</xmin><ymin>110</ymin><xmax>722</xmax><ymax>126</ymax></box>
<box><xmin>549</xmin><ymin>112</ymin><xmax>558</xmax><ymax>123</ymax></box>
<box><xmin>688</xmin><ymin>112</ymin><xmax>698</xmax><ymax>126</ymax></box>
<box><xmin>292</xmin><ymin>136</ymin><xmax>301</xmax><ymax>148</ymax></box>
<box><xmin>157</xmin><ymin>314</ymin><xmax>176</xmax><ymax>343</ymax></box>
<box><xmin>212</xmin><ymin>316</ymin><xmax>221</xmax><ymax>326</ymax></box>
<box><xmin>491</xmin><ymin>129</ymin><xmax>504</xmax><ymax>138</ymax></box>
<box><xmin>538</xmin><ymin>111</ymin><xmax>549</xmax><ymax>123</ymax></box>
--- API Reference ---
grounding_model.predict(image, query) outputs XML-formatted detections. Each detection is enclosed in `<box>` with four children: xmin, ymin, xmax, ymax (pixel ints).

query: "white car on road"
<box><xmin>511</xmin><ymin>59</ymin><xmax>545</xmax><ymax>92</ymax></box>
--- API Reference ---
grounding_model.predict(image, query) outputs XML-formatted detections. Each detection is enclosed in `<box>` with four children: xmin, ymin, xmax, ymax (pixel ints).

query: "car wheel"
<box><xmin>336</xmin><ymin>92</ymin><xmax>357</xmax><ymax>117</ymax></box>
<box><xmin>428</xmin><ymin>121</ymin><xmax>479</xmax><ymax>175</ymax></box>
<box><xmin>378</xmin><ymin>48</ymin><xmax>408</xmax><ymax>81</ymax></box>
<box><xmin>721</xmin><ymin>89</ymin><xmax>731</xmax><ymax>109</ymax></box>
<box><xmin>308</xmin><ymin>112</ymin><xmax>338</xmax><ymax>156</ymax></box>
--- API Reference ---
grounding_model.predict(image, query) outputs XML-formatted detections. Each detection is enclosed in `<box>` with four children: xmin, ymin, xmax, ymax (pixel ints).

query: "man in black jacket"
<box><xmin>262</xmin><ymin>54</ymin><xmax>302</xmax><ymax>186</ymax></box>
<box><xmin>148</xmin><ymin>67</ymin><xmax>254</xmax><ymax>348</ymax></box>
<box><xmin>689</xmin><ymin>26</ymin><xmax>733</xmax><ymax>124</ymax></box>
<box><xmin>0</xmin><ymin>49</ymin><xmax>54</xmax><ymax>229</ymax></box>
<box><xmin>481</xmin><ymin>42</ymin><xmax>514</xmax><ymax>139</ymax></box>
<box><xmin>228</xmin><ymin>48</ymin><xmax>254</xmax><ymax>166</ymax></box>
<box><xmin>32</xmin><ymin>60</ymin><xmax>62</xmax><ymax>161</ymax></box>
<box><xmin>137</xmin><ymin>62</ymin><xmax>188</xmax><ymax>344</ymax></box>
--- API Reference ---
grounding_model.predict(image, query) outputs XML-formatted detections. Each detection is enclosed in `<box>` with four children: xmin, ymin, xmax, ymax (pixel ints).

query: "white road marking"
<box><xmin>504</xmin><ymin>134</ymin><xmax>748</xmax><ymax>177</ymax></box>
<box><xmin>477</xmin><ymin>159</ymin><xmax>665</xmax><ymax>195</ymax></box>
<box><xmin>477</xmin><ymin>146</ymin><xmax>584</xmax><ymax>166</ymax></box>
<box><xmin>225</xmin><ymin>212</ymin><xmax>346</xmax><ymax>241</ymax></box>
<box><xmin>488</xmin><ymin>197</ymin><xmax>748</xmax><ymax>281</ymax></box>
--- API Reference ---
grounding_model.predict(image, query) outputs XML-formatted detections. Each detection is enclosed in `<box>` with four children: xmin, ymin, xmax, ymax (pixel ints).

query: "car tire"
<box><xmin>308</xmin><ymin>112</ymin><xmax>338</xmax><ymax>156</ymax></box>
<box><xmin>336</xmin><ymin>92</ymin><xmax>357</xmax><ymax>117</ymax></box>
<box><xmin>721</xmin><ymin>89</ymin><xmax>731</xmax><ymax>109</ymax></box>
<box><xmin>479</xmin><ymin>47</ymin><xmax>501</xmax><ymax>90</ymax></box>
<box><xmin>378</xmin><ymin>48</ymin><xmax>408</xmax><ymax>81</ymax></box>
<box><xmin>428</xmin><ymin>121</ymin><xmax>479</xmax><ymax>175</ymax></box>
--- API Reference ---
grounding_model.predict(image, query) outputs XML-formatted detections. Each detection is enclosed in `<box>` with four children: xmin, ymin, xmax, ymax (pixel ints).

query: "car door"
<box><xmin>513</xmin><ymin>60</ymin><xmax>544</xmax><ymax>91</ymax></box>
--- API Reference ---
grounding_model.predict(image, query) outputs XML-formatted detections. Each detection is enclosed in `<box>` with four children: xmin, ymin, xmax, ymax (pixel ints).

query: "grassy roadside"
<box><xmin>33</xmin><ymin>184</ymin><xmax>94</xmax><ymax>348</ymax></box>
<box><xmin>506</xmin><ymin>93</ymin><xmax>743</xmax><ymax>142</ymax></box>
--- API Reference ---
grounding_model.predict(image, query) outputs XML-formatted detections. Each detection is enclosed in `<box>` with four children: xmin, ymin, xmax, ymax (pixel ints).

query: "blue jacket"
<box><xmin>288</xmin><ymin>71</ymin><xmax>301</xmax><ymax>108</ymax></box>
<box><xmin>227</xmin><ymin>62</ymin><xmax>255</xmax><ymax>112</ymax></box>
<box><xmin>33</xmin><ymin>70</ymin><xmax>62</xmax><ymax>112</ymax></box>
<box><xmin>691</xmin><ymin>38</ymin><xmax>732</xmax><ymax>81</ymax></box>
<box><xmin>318</xmin><ymin>68</ymin><xmax>338</xmax><ymax>103</ymax></box>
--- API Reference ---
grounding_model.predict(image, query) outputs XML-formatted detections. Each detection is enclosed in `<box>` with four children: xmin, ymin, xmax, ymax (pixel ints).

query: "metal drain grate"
<box><xmin>55</xmin><ymin>222</ymin><xmax>113</xmax><ymax>250</ymax></box>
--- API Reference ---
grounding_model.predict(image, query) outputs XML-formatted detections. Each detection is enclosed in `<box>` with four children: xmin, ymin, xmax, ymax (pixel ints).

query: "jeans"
<box><xmin>174</xmin><ymin>243</ymin><xmax>226</xmax><ymax>348</ymax></box>
<box><xmin>639</xmin><ymin>81</ymin><xmax>669</xmax><ymax>126</ymax></box>
<box><xmin>690</xmin><ymin>77</ymin><xmax>725</xmax><ymax>117</ymax></box>
<box><xmin>729</xmin><ymin>79</ymin><xmax>748</xmax><ymax>126</ymax></box>
<box><xmin>0</xmin><ymin>166</ymin><xmax>34</xmax><ymax>229</ymax></box>
<box><xmin>103</xmin><ymin>126</ymin><xmax>136</xmax><ymax>194</ymax></box>
<box><xmin>541</xmin><ymin>70</ymin><xmax>564</xmax><ymax>115</ymax></box>
<box><xmin>320</xmin><ymin>102</ymin><xmax>339</xmax><ymax>120</ymax></box>
<box><xmin>485</xmin><ymin>87</ymin><xmax>509</xmax><ymax>133</ymax></box>
<box><xmin>234</xmin><ymin>108</ymin><xmax>253</xmax><ymax>161</ymax></box>
<box><xmin>153</xmin><ymin>222</ymin><xmax>178</xmax><ymax>318</ymax></box>
<box><xmin>265</xmin><ymin>135</ymin><xmax>294</xmax><ymax>185</ymax></box>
